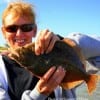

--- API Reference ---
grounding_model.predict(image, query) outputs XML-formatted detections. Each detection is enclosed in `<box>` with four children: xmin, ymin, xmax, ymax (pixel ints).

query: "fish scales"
<box><xmin>9</xmin><ymin>39</ymin><xmax>99</xmax><ymax>94</ymax></box>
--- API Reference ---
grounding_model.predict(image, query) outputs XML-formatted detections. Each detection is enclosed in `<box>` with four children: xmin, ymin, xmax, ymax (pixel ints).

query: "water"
<box><xmin>75</xmin><ymin>81</ymin><xmax>100</xmax><ymax>100</ymax></box>
<box><xmin>74</xmin><ymin>61</ymin><xmax>100</xmax><ymax>100</ymax></box>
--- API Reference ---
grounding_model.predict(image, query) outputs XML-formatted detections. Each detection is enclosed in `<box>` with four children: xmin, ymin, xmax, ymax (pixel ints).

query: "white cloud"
<box><xmin>0</xmin><ymin>0</ymin><xmax>9</xmax><ymax>4</ymax></box>
<box><xmin>0</xmin><ymin>0</ymin><xmax>24</xmax><ymax>4</ymax></box>
<box><xmin>2</xmin><ymin>0</ymin><xmax>11</xmax><ymax>3</ymax></box>
<box><xmin>5</xmin><ymin>0</ymin><xmax>10</xmax><ymax>2</ymax></box>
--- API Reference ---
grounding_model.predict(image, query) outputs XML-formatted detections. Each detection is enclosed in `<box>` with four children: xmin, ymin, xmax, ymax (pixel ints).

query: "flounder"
<box><xmin>9</xmin><ymin>38</ymin><xmax>99</xmax><ymax>94</ymax></box>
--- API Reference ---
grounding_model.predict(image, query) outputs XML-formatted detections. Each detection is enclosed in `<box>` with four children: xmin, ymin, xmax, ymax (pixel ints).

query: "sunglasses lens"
<box><xmin>5</xmin><ymin>25</ymin><xmax>18</xmax><ymax>32</ymax></box>
<box><xmin>21</xmin><ymin>24</ymin><xmax>34</xmax><ymax>32</ymax></box>
<box><xmin>4</xmin><ymin>24</ymin><xmax>34</xmax><ymax>33</ymax></box>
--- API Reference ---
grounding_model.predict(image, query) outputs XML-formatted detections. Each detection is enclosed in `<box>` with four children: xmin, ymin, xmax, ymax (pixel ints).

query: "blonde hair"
<box><xmin>2</xmin><ymin>1</ymin><xmax>36</xmax><ymax>25</ymax></box>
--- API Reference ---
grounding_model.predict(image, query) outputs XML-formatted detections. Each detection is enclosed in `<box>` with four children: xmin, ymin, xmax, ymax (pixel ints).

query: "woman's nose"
<box><xmin>16</xmin><ymin>28</ymin><xmax>23</xmax><ymax>36</ymax></box>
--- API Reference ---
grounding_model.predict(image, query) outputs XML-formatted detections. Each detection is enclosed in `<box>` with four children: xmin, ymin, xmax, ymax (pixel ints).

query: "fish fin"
<box><xmin>60</xmin><ymin>80</ymin><xmax>83</xmax><ymax>89</ymax></box>
<box><xmin>86</xmin><ymin>74</ymin><xmax>98</xmax><ymax>95</ymax></box>
<box><xmin>24</xmin><ymin>42</ymin><xmax>35</xmax><ymax>52</ymax></box>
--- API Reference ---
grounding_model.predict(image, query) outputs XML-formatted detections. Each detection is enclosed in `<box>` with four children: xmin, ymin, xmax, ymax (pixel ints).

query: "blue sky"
<box><xmin>0</xmin><ymin>0</ymin><xmax>100</xmax><ymax>46</ymax></box>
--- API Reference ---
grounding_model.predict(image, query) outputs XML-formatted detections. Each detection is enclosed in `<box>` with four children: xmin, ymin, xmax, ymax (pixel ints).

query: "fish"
<box><xmin>8</xmin><ymin>38</ymin><xmax>99</xmax><ymax>95</ymax></box>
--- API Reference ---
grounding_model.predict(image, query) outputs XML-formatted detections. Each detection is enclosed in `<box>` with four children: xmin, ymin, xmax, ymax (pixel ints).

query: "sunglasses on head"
<box><xmin>4</xmin><ymin>23</ymin><xmax>35</xmax><ymax>33</ymax></box>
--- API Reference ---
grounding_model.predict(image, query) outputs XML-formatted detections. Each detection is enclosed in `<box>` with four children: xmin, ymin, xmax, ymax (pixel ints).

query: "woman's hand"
<box><xmin>35</xmin><ymin>66</ymin><xmax>66</xmax><ymax>95</ymax></box>
<box><xmin>35</xmin><ymin>29</ymin><xmax>60</xmax><ymax>55</ymax></box>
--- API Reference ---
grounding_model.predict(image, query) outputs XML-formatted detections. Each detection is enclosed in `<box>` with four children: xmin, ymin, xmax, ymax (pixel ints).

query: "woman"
<box><xmin>0</xmin><ymin>1</ymin><xmax>66</xmax><ymax>100</ymax></box>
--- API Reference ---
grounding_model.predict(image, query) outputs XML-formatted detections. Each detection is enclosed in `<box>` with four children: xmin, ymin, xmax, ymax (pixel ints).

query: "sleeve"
<box><xmin>0</xmin><ymin>55</ymin><xmax>11</xmax><ymax>100</ymax></box>
<box><xmin>21</xmin><ymin>87</ymin><xmax>48</xmax><ymax>100</ymax></box>
<box><xmin>67</xmin><ymin>32</ymin><xmax>100</xmax><ymax>59</ymax></box>
<box><xmin>0</xmin><ymin>82</ymin><xmax>11</xmax><ymax>100</ymax></box>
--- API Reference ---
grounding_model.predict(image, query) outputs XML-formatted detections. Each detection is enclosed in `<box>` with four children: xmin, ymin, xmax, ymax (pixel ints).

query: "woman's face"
<box><xmin>2</xmin><ymin>14</ymin><xmax>37</xmax><ymax>50</ymax></box>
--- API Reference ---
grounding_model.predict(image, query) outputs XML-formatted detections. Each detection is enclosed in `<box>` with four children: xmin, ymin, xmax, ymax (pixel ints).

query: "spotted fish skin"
<box><xmin>9</xmin><ymin>40</ymin><xmax>84</xmax><ymax>76</ymax></box>
<box><xmin>9</xmin><ymin>39</ymin><xmax>99</xmax><ymax>94</ymax></box>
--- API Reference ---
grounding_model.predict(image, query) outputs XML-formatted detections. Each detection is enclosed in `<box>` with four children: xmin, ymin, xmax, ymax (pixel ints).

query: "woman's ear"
<box><xmin>1</xmin><ymin>26</ymin><xmax>6</xmax><ymax>39</ymax></box>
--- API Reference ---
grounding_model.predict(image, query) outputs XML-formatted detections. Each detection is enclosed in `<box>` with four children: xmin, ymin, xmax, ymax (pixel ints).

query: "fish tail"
<box><xmin>86</xmin><ymin>74</ymin><xmax>98</xmax><ymax>95</ymax></box>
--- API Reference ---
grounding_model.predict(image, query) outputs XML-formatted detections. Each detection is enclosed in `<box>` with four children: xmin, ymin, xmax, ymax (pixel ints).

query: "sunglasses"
<box><xmin>4</xmin><ymin>24</ymin><xmax>35</xmax><ymax>33</ymax></box>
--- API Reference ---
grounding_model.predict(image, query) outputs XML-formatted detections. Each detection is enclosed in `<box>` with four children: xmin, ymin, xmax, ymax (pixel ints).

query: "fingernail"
<box><xmin>41</xmin><ymin>51</ymin><xmax>44</xmax><ymax>54</ymax></box>
<box><xmin>46</xmin><ymin>50</ymin><xmax>49</xmax><ymax>54</ymax></box>
<box><xmin>62</xmin><ymin>68</ymin><xmax>66</xmax><ymax>73</ymax></box>
<box><xmin>59</xmin><ymin>66</ymin><xmax>66</xmax><ymax>72</ymax></box>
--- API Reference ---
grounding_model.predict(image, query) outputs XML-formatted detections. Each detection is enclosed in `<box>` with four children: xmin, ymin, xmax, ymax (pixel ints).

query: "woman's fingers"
<box><xmin>36</xmin><ymin>66</ymin><xmax>66</xmax><ymax>95</ymax></box>
<box><xmin>35</xmin><ymin>29</ymin><xmax>59</xmax><ymax>55</ymax></box>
